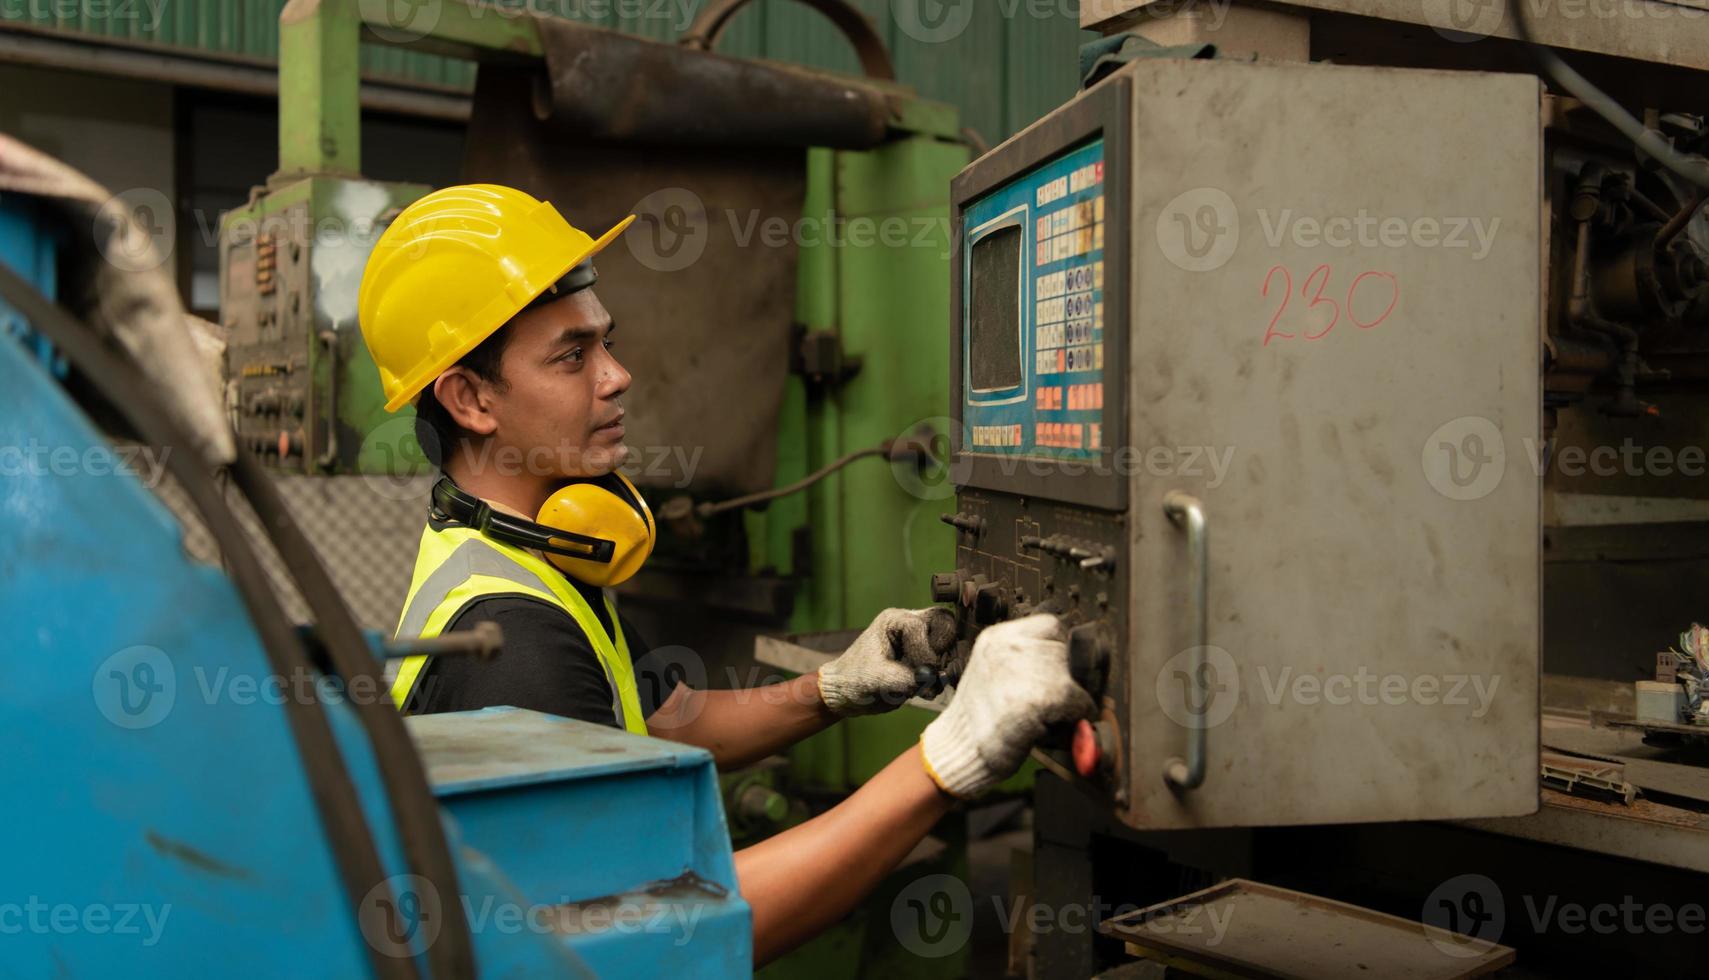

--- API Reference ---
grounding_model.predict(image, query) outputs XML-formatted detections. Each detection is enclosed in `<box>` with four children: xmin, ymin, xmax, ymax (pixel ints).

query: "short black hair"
<box><xmin>413</xmin><ymin>323</ymin><xmax>513</xmax><ymax>468</ymax></box>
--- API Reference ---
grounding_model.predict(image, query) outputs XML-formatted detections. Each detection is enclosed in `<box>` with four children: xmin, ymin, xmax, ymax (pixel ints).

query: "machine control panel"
<box><xmin>937</xmin><ymin>487</ymin><xmax>1130</xmax><ymax>799</ymax></box>
<box><xmin>219</xmin><ymin>179</ymin><xmax>429</xmax><ymax>475</ymax></box>
<box><xmin>222</xmin><ymin>207</ymin><xmax>324</xmax><ymax>470</ymax></box>
<box><xmin>943</xmin><ymin>75</ymin><xmax>1133</xmax><ymax>803</ymax></box>
<box><xmin>942</xmin><ymin>59</ymin><xmax>1543</xmax><ymax>831</ymax></box>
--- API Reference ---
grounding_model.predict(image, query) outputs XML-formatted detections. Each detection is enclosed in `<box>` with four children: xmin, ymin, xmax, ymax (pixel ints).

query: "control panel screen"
<box><xmin>969</xmin><ymin>225</ymin><xmax>1024</xmax><ymax>392</ymax></box>
<box><xmin>961</xmin><ymin>138</ymin><xmax>1106</xmax><ymax>461</ymax></box>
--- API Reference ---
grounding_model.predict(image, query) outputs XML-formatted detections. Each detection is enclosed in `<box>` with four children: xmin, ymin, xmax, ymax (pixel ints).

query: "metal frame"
<box><xmin>276</xmin><ymin>0</ymin><xmax>543</xmax><ymax>179</ymax></box>
<box><xmin>949</xmin><ymin>74</ymin><xmax>1131</xmax><ymax>511</ymax></box>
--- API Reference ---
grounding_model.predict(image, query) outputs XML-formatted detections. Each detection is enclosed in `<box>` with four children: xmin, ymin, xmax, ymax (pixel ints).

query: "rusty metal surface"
<box><xmin>1460</xmin><ymin>787</ymin><xmax>1709</xmax><ymax>873</ymax></box>
<box><xmin>1593</xmin><ymin>709</ymin><xmax>1709</xmax><ymax>740</ymax></box>
<box><xmin>464</xmin><ymin>66</ymin><xmax>805</xmax><ymax>495</ymax></box>
<box><xmin>680</xmin><ymin>0</ymin><xmax>896</xmax><ymax>81</ymax></box>
<box><xmin>1539</xmin><ymin>786</ymin><xmax>1709</xmax><ymax>829</ymax></box>
<box><xmin>528</xmin><ymin>15</ymin><xmax>889</xmax><ymax>150</ymax></box>
<box><xmin>1102</xmin><ymin>878</ymin><xmax>1516</xmax><ymax>980</ymax></box>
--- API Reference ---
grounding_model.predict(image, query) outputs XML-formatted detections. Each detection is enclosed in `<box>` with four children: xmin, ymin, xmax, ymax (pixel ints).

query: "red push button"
<box><xmin>1072</xmin><ymin>718</ymin><xmax>1101</xmax><ymax>777</ymax></box>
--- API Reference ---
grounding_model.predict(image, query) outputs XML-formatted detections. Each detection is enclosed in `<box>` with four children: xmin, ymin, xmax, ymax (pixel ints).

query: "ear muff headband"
<box><xmin>432</xmin><ymin>477</ymin><xmax>617</xmax><ymax>564</ymax></box>
<box><xmin>598</xmin><ymin>468</ymin><xmax>654</xmax><ymax>537</ymax></box>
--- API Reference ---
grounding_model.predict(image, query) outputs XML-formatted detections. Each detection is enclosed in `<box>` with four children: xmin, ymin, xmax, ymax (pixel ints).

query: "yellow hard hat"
<box><xmin>359</xmin><ymin>184</ymin><xmax>635</xmax><ymax>413</ymax></box>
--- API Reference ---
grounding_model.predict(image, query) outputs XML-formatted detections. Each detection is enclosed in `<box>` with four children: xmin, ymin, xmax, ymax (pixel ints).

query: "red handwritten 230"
<box><xmin>1262</xmin><ymin>264</ymin><xmax>1399</xmax><ymax>346</ymax></box>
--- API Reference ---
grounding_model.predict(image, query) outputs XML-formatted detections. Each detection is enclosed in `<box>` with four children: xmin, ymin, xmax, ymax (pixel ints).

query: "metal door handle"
<box><xmin>1163</xmin><ymin>491</ymin><xmax>1208</xmax><ymax>791</ymax></box>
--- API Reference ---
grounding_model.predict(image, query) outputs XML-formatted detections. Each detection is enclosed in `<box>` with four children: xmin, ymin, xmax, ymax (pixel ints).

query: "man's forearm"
<box><xmin>735</xmin><ymin>745</ymin><xmax>954</xmax><ymax>967</ymax></box>
<box><xmin>645</xmin><ymin>673</ymin><xmax>838</xmax><ymax>769</ymax></box>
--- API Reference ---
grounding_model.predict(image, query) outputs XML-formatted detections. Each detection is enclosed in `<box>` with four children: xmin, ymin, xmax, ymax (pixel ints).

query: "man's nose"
<box><xmin>597</xmin><ymin>349</ymin><xmax>631</xmax><ymax>399</ymax></box>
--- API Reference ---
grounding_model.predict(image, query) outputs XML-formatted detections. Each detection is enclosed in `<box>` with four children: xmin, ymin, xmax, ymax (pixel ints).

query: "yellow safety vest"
<box><xmin>388</xmin><ymin>523</ymin><xmax>647</xmax><ymax>735</ymax></box>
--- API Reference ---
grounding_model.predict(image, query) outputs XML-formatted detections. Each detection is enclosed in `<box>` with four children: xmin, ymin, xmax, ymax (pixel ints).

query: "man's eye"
<box><xmin>603</xmin><ymin>337</ymin><xmax>615</xmax><ymax>350</ymax></box>
<box><xmin>559</xmin><ymin>348</ymin><xmax>584</xmax><ymax>364</ymax></box>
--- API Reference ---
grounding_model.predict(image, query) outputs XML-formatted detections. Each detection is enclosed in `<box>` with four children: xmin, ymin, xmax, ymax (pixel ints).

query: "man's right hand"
<box><xmin>919</xmin><ymin>614</ymin><xmax>1095</xmax><ymax>798</ymax></box>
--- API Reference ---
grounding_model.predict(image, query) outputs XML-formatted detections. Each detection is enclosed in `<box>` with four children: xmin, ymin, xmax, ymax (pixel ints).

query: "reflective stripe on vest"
<box><xmin>388</xmin><ymin>524</ymin><xmax>647</xmax><ymax>735</ymax></box>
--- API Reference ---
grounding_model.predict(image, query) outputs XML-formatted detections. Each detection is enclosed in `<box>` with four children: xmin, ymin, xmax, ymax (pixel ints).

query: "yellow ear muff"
<box><xmin>535</xmin><ymin>472</ymin><xmax>656</xmax><ymax>586</ymax></box>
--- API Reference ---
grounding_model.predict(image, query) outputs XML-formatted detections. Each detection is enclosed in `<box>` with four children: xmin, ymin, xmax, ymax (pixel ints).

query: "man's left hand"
<box><xmin>817</xmin><ymin>607</ymin><xmax>958</xmax><ymax>716</ymax></box>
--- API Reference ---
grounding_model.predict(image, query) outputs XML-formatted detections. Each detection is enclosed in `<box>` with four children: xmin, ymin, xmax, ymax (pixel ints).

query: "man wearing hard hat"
<box><xmin>358</xmin><ymin>183</ymin><xmax>1092</xmax><ymax>963</ymax></box>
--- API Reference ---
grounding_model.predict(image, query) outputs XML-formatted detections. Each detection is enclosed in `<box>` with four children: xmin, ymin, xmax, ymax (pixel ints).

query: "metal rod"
<box><xmin>1656</xmin><ymin>191</ymin><xmax>1704</xmax><ymax>252</ymax></box>
<box><xmin>1163</xmin><ymin>491</ymin><xmax>1208</xmax><ymax>791</ymax></box>
<box><xmin>530</xmin><ymin>17</ymin><xmax>892</xmax><ymax>150</ymax></box>
<box><xmin>383</xmin><ymin>622</ymin><xmax>503</xmax><ymax>661</ymax></box>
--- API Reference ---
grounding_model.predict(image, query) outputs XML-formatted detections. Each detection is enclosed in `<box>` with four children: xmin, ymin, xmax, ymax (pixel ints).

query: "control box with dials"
<box><xmin>220</xmin><ymin>177</ymin><xmax>428</xmax><ymax>474</ymax></box>
<box><xmin>941</xmin><ymin>58</ymin><xmax>1544</xmax><ymax>830</ymax></box>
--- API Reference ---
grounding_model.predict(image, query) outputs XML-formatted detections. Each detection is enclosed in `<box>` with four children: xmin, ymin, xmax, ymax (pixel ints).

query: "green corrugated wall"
<box><xmin>5</xmin><ymin>0</ymin><xmax>1090</xmax><ymax>140</ymax></box>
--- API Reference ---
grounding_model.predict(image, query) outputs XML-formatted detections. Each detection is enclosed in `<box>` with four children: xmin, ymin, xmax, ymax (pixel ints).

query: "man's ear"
<box><xmin>433</xmin><ymin>368</ymin><xmax>500</xmax><ymax>437</ymax></box>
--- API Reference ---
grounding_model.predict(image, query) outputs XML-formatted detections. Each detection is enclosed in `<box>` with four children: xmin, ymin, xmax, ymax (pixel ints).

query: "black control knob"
<box><xmin>1041</xmin><ymin>536</ymin><xmax>1075</xmax><ymax>558</ymax></box>
<box><xmin>930</xmin><ymin>570</ymin><xmax>966</xmax><ymax>604</ymax></box>
<box><xmin>939</xmin><ymin>512</ymin><xmax>985</xmax><ymax>535</ymax></box>
<box><xmin>972</xmin><ymin>579</ymin><xmax>1009</xmax><ymax>625</ymax></box>
<box><xmin>1068</xmin><ymin>621</ymin><xmax>1114</xmax><ymax>701</ymax></box>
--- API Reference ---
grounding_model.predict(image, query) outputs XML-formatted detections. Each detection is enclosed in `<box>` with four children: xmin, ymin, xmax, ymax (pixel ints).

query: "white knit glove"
<box><xmin>921</xmin><ymin>614</ymin><xmax>1095</xmax><ymax>798</ymax></box>
<box><xmin>818</xmin><ymin>607</ymin><xmax>958</xmax><ymax>716</ymax></box>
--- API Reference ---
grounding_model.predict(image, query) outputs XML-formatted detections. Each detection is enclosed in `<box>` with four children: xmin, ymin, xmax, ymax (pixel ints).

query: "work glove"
<box><xmin>920</xmin><ymin>614</ymin><xmax>1096</xmax><ymax>798</ymax></box>
<box><xmin>818</xmin><ymin>607</ymin><xmax>959</xmax><ymax>716</ymax></box>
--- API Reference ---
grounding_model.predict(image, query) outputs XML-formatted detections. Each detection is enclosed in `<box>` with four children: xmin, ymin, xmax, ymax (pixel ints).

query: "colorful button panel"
<box><xmin>962</xmin><ymin>138</ymin><xmax>1108</xmax><ymax>461</ymax></box>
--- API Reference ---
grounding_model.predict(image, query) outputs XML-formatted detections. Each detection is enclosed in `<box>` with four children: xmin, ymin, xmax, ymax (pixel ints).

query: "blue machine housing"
<box><xmin>0</xmin><ymin>196</ymin><xmax>750</xmax><ymax>978</ymax></box>
<box><xmin>411</xmin><ymin>709</ymin><xmax>751</xmax><ymax>978</ymax></box>
<box><xmin>0</xmin><ymin>195</ymin><xmax>67</xmax><ymax>375</ymax></box>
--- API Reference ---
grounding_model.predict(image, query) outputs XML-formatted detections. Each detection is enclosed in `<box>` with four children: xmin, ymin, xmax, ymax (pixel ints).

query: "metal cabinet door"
<box><xmin>1122</xmin><ymin>58</ymin><xmax>1541</xmax><ymax>828</ymax></box>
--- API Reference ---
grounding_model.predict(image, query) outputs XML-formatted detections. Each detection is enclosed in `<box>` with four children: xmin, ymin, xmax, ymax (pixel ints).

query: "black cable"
<box><xmin>228</xmin><ymin>451</ymin><xmax>476</xmax><ymax>979</ymax></box>
<box><xmin>1508</xmin><ymin>0</ymin><xmax>1709</xmax><ymax>190</ymax></box>
<box><xmin>694</xmin><ymin>444</ymin><xmax>891</xmax><ymax>517</ymax></box>
<box><xmin>0</xmin><ymin>262</ymin><xmax>420</xmax><ymax>980</ymax></box>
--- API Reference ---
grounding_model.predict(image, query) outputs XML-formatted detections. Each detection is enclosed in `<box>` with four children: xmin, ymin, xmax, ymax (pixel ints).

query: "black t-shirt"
<box><xmin>402</xmin><ymin>567</ymin><xmax>663</xmax><ymax>729</ymax></box>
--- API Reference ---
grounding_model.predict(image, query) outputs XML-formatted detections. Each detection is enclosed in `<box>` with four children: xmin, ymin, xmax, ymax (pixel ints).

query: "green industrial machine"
<box><xmin>219</xmin><ymin>0</ymin><xmax>963</xmax><ymax>623</ymax></box>
<box><xmin>219</xmin><ymin>1</ymin><xmax>973</xmax><ymax>974</ymax></box>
